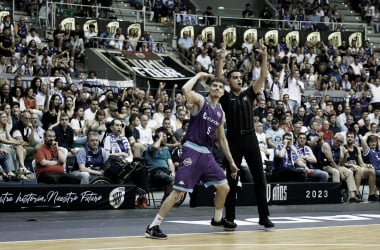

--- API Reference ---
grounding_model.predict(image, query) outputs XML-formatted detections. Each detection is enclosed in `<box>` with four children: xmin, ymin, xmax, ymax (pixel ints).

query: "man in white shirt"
<box><xmin>350</xmin><ymin>57</ymin><xmax>363</xmax><ymax>76</ymax></box>
<box><xmin>287</xmin><ymin>70</ymin><xmax>305</xmax><ymax>114</ymax></box>
<box><xmin>137</xmin><ymin>114</ymin><xmax>154</xmax><ymax>148</ymax></box>
<box><xmin>84</xmin><ymin>99</ymin><xmax>99</xmax><ymax>127</ymax></box>
<box><xmin>26</xmin><ymin>28</ymin><xmax>42</xmax><ymax>48</ymax></box>
<box><xmin>195</xmin><ymin>50</ymin><xmax>212</xmax><ymax>73</ymax></box>
<box><xmin>84</xmin><ymin>24</ymin><xmax>98</xmax><ymax>48</ymax></box>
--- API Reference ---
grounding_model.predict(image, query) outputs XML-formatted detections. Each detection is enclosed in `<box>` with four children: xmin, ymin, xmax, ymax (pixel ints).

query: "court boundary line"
<box><xmin>0</xmin><ymin>223</ymin><xmax>379</xmax><ymax>246</ymax></box>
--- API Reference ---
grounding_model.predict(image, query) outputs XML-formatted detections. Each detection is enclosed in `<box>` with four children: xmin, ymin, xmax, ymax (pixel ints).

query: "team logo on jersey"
<box><xmin>183</xmin><ymin>157</ymin><xmax>192</xmax><ymax>166</ymax></box>
<box><xmin>217</xmin><ymin>111</ymin><xmax>222</xmax><ymax>118</ymax></box>
<box><xmin>243</xmin><ymin>96</ymin><xmax>248</xmax><ymax>102</ymax></box>
<box><xmin>109</xmin><ymin>187</ymin><xmax>125</xmax><ymax>209</ymax></box>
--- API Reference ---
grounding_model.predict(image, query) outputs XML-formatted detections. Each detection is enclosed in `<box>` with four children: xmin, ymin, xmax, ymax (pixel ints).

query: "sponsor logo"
<box><xmin>183</xmin><ymin>157</ymin><xmax>192</xmax><ymax>166</ymax></box>
<box><xmin>202</xmin><ymin>112</ymin><xmax>220</xmax><ymax>126</ymax></box>
<box><xmin>109</xmin><ymin>187</ymin><xmax>125</xmax><ymax>209</ymax></box>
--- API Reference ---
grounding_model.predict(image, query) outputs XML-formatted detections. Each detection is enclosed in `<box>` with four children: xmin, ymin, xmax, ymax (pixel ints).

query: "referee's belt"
<box><xmin>230</xmin><ymin>128</ymin><xmax>255</xmax><ymax>135</ymax></box>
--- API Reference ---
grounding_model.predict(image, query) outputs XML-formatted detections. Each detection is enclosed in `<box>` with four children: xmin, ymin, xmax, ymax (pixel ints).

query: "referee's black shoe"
<box><xmin>259</xmin><ymin>217</ymin><xmax>274</xmax><ymax>229</ymax></box>
<box><xmin>211</xmin><ymin>218</ymin><xmax>237</xmax><ymax>231</ymax></box>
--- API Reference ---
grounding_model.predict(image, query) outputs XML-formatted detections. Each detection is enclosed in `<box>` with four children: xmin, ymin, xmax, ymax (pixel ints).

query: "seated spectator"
<box><xmin>0</xmin><ymin>27</ymin><xmax>15</xmax><ymax>57</ymax></box>
<box><xmin>103</xmin><ymin>118</ymin><xmax>149</xmax><ymax>201</ymax></box>
<box><xmin>362</xmin><ymin>133</ymin><xmax>380</xmax><ymax>183</ymax></box>
<box><xmin>318</xmin><ymin>120</ymin><xmax>334</xmax><ymax>142</ymax></box>
<box><xmin>35</xmin><ymin>129</ymin><xmax>81</xmax><ymax>184</ymax></box>
<box><xmin>317</xmin><ymin>134</ymin><xmax>362</xmax><ymax>202</ymax></box>
<box><xmin>30</xmin><ymin>112</ymin><xmax>44</xmax><ymax>149</ymax></box>
<box><xmin>73</xmin><ymin>131</ymin><xmax>108</xmax><ymax>184</ymax></box>
<box><xmin>41</xmin><ymin>93</ymin><xmax>61</xmax><ymax>130</ymax></box>
<box><xmin>266</xmin><ymin>118</ymin><xmax>285</xmax><ymax>149</ymax></box>
<box><xmin>88</xmin><ymin>109</ymin><xmax>107</xmax><ymax>141</ymax></box>
<box><xmin>125</xmin><ymin>114</ymin><xmax>145</xmax><ymax>158</ymax></box>
<box><xmin>70</xmin><ymin>107</ymin><xmax>88</xmax><ymax>146</ymax></box>
<box><xmin>70</xmin><ymin>31</ymin><xmax>85</xmax><ymax>61</ymax></box>
<box><xmin>344</xmin><ymin>130</ymin><xmax>378</xmax><ymax>201</ymax></box>
<box><xmin>156</xmin><ymin>118</ymin><xmax>180</xmax><ymax>150</ymax></box>
<box><xmin>84</xmin><ymin>24</ymin><xmax>98</xmax><ymax>48</ymax></box>
<box><xmin>271</xmin><ymin>133</ymin><xmax>307</xmax><ymax>182</ymax></box>
<box><xmin>295</xmin><ymin>132</ymin><xmax>329</xmax><ymax>182</ymax></box>
<box><xmin>0</xmin><ymin>111</ymin><xmax>23</xmax><ymax>179</ymax></box>
<box><xmin>195</xmin><ymin>49</ymin><xmax>213</xmax><ymax>73</ymax></box>
<box><xmin>53</xmin><ymin>24</ymin><xmax>67</xmax><ymax>52</ymax></box>
<box><xmin>138</xmin><ymin>114</ymin><xmax>154</xmax><ymax>147</ymax></box>
<box><xmin>26</xmin><ymin>28</ymin><xmax>42</xmax><ymax>48</ymax></box>
<box><xmin>52</xmin><ymin>112</ymin><xmax>77</xmax><ymax>157</ymax></box>
<box><xmin>177</xmin><ymin>31</ymin><xmax>193</xmax><ymax>59</ymax></box>
<box><xmin>10</xmin><ymin>110</ymin><xmax>36</xmax><ymax>166</ymax></box>
<box><xmin>144</xmin><ymin>131</ymin><xmax>175</xmax><ymax>199</ymax></box>
<box><xmin>0</xmin><ymin>15</ymin><xmax>14</xmax><ymax>34</ymax></box>
<box><xmin>14</xmin><ymin>17</ymin><xmax>29</xmax><ymax>40</ymax></box>
<box><xmin>255</xmin><ymin>121</ymin><xmax>274</xmax><ymax>163</ymax></box>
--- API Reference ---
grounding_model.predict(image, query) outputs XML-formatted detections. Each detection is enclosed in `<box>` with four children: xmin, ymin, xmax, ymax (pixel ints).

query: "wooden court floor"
<box><xmin>0</xmin><ymin>224</ymin><xmax>378</xmax><ymax>250</ymax></box>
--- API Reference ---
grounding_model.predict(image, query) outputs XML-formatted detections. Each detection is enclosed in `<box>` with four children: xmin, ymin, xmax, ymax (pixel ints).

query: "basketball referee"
<box><xmin>216</xmin><ymin>39</ymin><xmax>274</xmax><ymax>229</ymax></box>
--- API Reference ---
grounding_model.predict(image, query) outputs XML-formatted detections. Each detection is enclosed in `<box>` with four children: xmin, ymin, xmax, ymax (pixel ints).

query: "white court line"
<box><xmin>81</xmin><ymin>243</ymin><xmax>380</xmax><ymax>250</ymax></box>
<box><xmin>0</xmin><ymin>223</ymin><xmax>379</xmax><ymax>247</ymax></box>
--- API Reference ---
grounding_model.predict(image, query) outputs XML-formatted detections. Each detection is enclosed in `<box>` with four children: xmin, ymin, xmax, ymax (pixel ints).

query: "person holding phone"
<box><xmin>271</xmin><ymin>133</ymin><xmax>307</xmax><ymax>182</ymax></box>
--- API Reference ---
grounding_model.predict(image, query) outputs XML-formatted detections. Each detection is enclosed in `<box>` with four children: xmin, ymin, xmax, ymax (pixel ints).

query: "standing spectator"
<box><xmin>287</xmin><ymin>70</ymin><xmax>305</xmax><ymax>114</ymax></box>
<box><xmin>203</xmin><ymin>6</ymin><xmax>215</xmax><ymax>26</ymax></box>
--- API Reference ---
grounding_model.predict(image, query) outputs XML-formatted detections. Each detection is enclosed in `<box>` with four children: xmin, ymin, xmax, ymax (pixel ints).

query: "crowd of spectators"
<box><xmin>351</xmin><ymin>0</ymin><xmax>380</xmax><ymax>32</ymax></box>
<box><xmin>1</xmin><ymin>1</ymin><xmax>380</xmax><ymax>203</ymax></box>
<box><xmin>275</xmin><ymin>0</ymin><xmax>345</xmax><ymax>31</ymax></box>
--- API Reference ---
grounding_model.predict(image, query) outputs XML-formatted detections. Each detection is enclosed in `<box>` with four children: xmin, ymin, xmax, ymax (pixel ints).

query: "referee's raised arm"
<box><xmin>252</xmin><ymin>39</ymin><xmax>268</xmax><ymax>94</ymax></box>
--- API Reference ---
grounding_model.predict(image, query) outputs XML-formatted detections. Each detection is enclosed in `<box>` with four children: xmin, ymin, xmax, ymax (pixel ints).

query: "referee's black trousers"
<box><xmin>225</xmin><ymin>130</ymin><xmax>270</xmax><ymax>221</ymax></box>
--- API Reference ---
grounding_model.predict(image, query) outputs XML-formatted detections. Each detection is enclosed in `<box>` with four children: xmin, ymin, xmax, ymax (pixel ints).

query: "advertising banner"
<box><xmin>190</xmin><ymin>182</ymin><xmax>343</xmax><ymax>207</ymax></box>
<box><xmin>0</xmin><ymin>185</ymin><xmax>136</xmax><ymax>212</ymax></box>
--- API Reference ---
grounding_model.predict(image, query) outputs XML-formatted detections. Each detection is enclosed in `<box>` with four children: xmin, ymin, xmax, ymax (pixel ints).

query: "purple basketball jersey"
<box><xmin>184</xmin><ymin>97</ymin><xmax>224</xmax><ymax>149</ymax></box>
